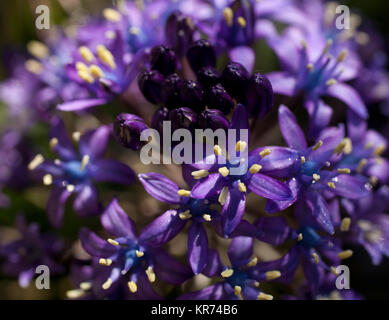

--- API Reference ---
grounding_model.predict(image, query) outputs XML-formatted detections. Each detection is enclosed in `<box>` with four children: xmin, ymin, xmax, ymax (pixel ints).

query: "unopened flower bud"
<box><xmin>245</xmin><ymin>73</ymin><xmax>273</xmax><ymax>118</ymax></box>
<box><xmin>169</xmin><ymin>107</ymin><xmax>197</xmax><ymax>132</ymax></box>
<box><xmin>138</xmin><ymin>70</ymin><xmax>166</xmax><ymax>105</ymax></box>
<box><xmin>165</xmin><ymin>11</ymin><xmax>195</xmax><ymax>57</ymax></box>
<box><xmin>150</xmin><ymin>45</ymin><xmax>178</xmax><ymax>76</ymax></box>
<box><xmin>179</xmin><ymin>80</ymin><xmax>205</xmax><ymax>113</ymax></box>
<box><xmin>197</xmin><ymin>66</ymin><xmax>221</xmax><ymax>88</ymax></box>
<box><xmin>198</xmin><ymin>109</ymin><xmax>229</xmax><ymax>130</ymax></box>
<box><xmin>221</xmin><ymin>62</ymin><xmax>249</xmax><ymax>99</ymax></box>
<box><xmin>163</xmin><ymin>73</ymin><xmax>182</xmax><ymax>109</ymax></box>
<box><xmin>114</xmin><ymin>113</ymin><xmax>148</xmax><ymax>150</ymax></box>
<box><xmin>186</xmin><ymin>39</ymin><xmax>217</xmax><ymax>73</ymax></box>
<box><xmin>151</xmin><ymin>107</ymin><xmax>169</xmax><ymax>135</ymax></box>
<box><xmin>205</xmin><ymin>83</ymin><xmax>234</xmax><ymax>115</ymax></box>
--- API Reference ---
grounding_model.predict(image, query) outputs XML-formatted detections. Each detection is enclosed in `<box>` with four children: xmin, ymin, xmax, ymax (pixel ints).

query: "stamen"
<box><xmin>373</xmin><ymin>145</ymin><xmax>386</xmax><ymax>157</ymax></box>
<box><xmin>43</xmin><ymin>174</ymin><xmax>53</xmax><ymax>186</ymax></box>
<box><xmin>257</xmin><ymin>292</ymin><xmax>273</xmax><ymax>300</ymax></box>
<box><xmin>337</xmin><ymin>168</ymin><xmax>351</xmax><ymax>174</ymax></box>
<box><xmin>136</xmin><ymin>250</ymin><xmax>144</xmax><ymax>258</ymax></box>
<box><xmin>128</xmin><ymin>281</ymin><xmax>138</xmax><ymax>293</ymax></box>
<box><xmin>179</xmin><ymin>210</ymin><xmax>192</xmax><ymax>220</ymax></box>
<box><xmin>331</xmin><ymin>266</ymin><xmax>339</xmax><ymax>276</ymax></box>
<box><xmin>203</xmin><ymin>214</ymin><xmax>212</xmax><ymax>222</ymax></box>
<box><xmin>247</xmin><ymin>257</ymin><xmax>258</xmax><ymax>267</ymax></box>
<box><xmin>103</xmin><ymin>8</ymin><xmax>122</xmax><ymax>22</ymax></box>
<box><xmin>102</xmin><ymin>278</ymin><xmax>112</xmax><ymax>290</ymax></box>
<box><xmin>54</xmin><ymin>159</ymin><xmax>61</xmax><ymax>165</ymax></box>
<box><xmin>177</xmin><ymin>189</ymin><xmax>191</xmax><ymax>197</ymax></box>
<box><xmin>25</xmin><ymin>59</ymin><xmax>43</xmax><ymax>74</ymax></box>
<box><xmin>28</xmin><ymin>154</ymin><xmax>44</xmax><ymax>170</ymax></box>
<box><xmin>357</xmin><ymin>158</ymin><xmax>367</xmax><ymax>173</ymax></box>
<box><xmin>66</xmin><ymin>289</ymin><xmax>85</xmax><ymax>299</ymax></box>
<box><xmin>249</xmin><ymin>164</ymin><xmax>262</xmax><ymax>174</ymax></box>
<box><xmin>301</xmin><ymin>40</ymin><xmax>307</xmax><ymax>49</ymax></box>
<box><xmin>265</xmin><ymin>270</ymin><xmax>281</xmax><ymax>280</ymax></box>
<box><xmin>27</xmin><ymin>41</ymin><xmax>49</xmax><ymax>59</ymax></box>
<box><xmin>254</xmin><ymin>281</ymin><xmax>260</xmax><ymax>287</ymax></box>
<box><xmin>237</xmin><ymin>16</ymin><xmax>246</xmax><ymax>28</ymax></box>
<box><xmin>236</xmin><ymin>141</ymin><xmax>247</xmax><ymax>152</ymax></box>
<box><xmin>105</xmin><ymin>30</ymin><xmax>116</xmax><ymax>39</ymax></box>
<box><xmin>129</xmin><ymin>27</ymin><xmax>140</xmax><ymax>35</ymax></box>
<box><xmin>145</xmin><ymin>266</ymin><xmax>156</xmax><ymax>283</ymax></box>
<box><xmin>326</xmin><ymin>78</ymin><xmax>337</xmax><ymax>86</ymax></box>
<box><xmin>328</xmin><ymin>182</ymin><xmax>336</xmax><ymax>189</ymax></box>
<box><xmin>312</xmin><ymin>140</ymin><xmax>323</xmax><ymax>151</ymax></box>
<box><xmin>72</xmin><ymin>131</ymin><xmax>81</xmax><ymax>142</ymax></box>
<box><xmin>364</xmin><ymin>142</ymin><xmax>373</xmax><ymax>149</ymax></box>
<box><xmin>78</xmin><ymin>69</ymin><xmax>94</xmax><ymax>83</ymax></box>
<box><xmin>260</xmin><ymin>149</ymin><xmax>271</xmax><ymax>158</ymax></box>
<box><xmin>49</xmin><ymin>137</ymin><xmax>58</xmax><ymax>149</ymax></box>
<box><xmin>218</xmin><ymin>186</ymin><xmax>228</xmax><ymax>205</ymax></box>
<box><xmin>234</xmin><ymin>285</ymin><xmax>242</xmax><ymax>296</ymax></box>
<box><xmin>218</xmin><ymin>167</ymin><xmax>230</xmax><ymax>177</ymax></box>
<box><xmin>90</xmin><ymin>64</ymin><xmax>104</xmax><ymax>79</ymax></box>
<box><xmin>369</xmin><ymin>176</ymin><xmax>378</xmax><ymax>186</ymax></box>
<box><xmin>97</xmin><ymin>45</ymin><xmax>116</xmax><ymax>69</ymax></box>
<box><xmin>322</xmin><ymin>39</ymin><xmax>333</xmax><ymax>55</ymax></box>
<box><xmin>297</xmin><ymin>233</ymin><xmax>303</xmax><ymax>241</ymax></box>
<box><xmin>340</xmin><ymin>217</ymin><xmax>351</xmax><ymax>232</ymax></box>
<box><xmin>213</xmin><ymin>145</ymin><xmax>222</xmax><ymax>156</ymax></box>
<box><xmin>191</xmin><ymin>169</ymin><xmax>209</xmax><ymax>179</ymax></box>
<box><xmin>80</xmin><ymin>282</ymin><xmax>92</xmax><ymax>291</ymax></box>
<box><xmin>300</xmin><ymin>156</ymin><xmax>306</xmax><ymax>164</ymax></box>
<box><xmin>107</xmin><ymin>238</ymin><xmax>119</xmax><ymax>246</ymax></box>
<box><xmin>312</xmin><ymin>252</ymin><xmax>319</xmax><ymax>264</ymax></box>
<box><xmin>80</xmin><ymin>155</ymin><xmax>90</xmax><ymax>171</ymax></box>
<box><xmin>78</xmin><ymin>46</ymin><xmax>95</xmax><ymax>63</ymax></box>
<box><xmin>221</xmin><ymin>269</ymin><xmax>234</xmax><ymax>278</ymax></box>
<box><xmin>338</xmin><ymin>250</ymin><xmax>353</xmax><ymax>260</ymax></box>
<box><xmin>99</xmin><ymin>258</ymin><xmax>112</xmax><ymax>266</ymax></box>
<box><xmin>238</xmin><ymin>182</ymin><xmax>247</xmax><ymax>193</ymax></box>
<box><xmin>223</xmin><ymin>7</ymin><xmax>233</xmax><ymax>26</ymax></box>
<box><xmin>337</xmin><ymin>49</ymin><xmax>348</xmax><ymax>62</ymax></box>
<box><xmin>306</xmin><ymin>63</ymin><xmax>314</xmax><ymax>71</ymax></box>
<box><xmin>313</xmin><ymin>174</ymin><xmax>320</xmax><ymax>182</ymax></box>
<box><xmin>66</xmin><ymin>184</ymin><xmax>75</xmax><ymax>192</ymax></box>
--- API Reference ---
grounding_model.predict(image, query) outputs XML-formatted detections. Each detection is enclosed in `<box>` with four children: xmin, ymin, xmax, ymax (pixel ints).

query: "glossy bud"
<box><xmin>197</xmin><ymin>66</ymin><xmax>221</xmax><ymax>88</ymax></box>
<box><xmin>163</xmin><ymin>73</ymin><xmax>182</xmax><ymax>109</ymax></box>
<box><xmin>198</xmin><ymin>109</ymin><xmax>229</xmax><ymax>130</ymax></box>
<box><xmin>150</xmin><ymin>45</ymin><xmax>178</xmax><ymax>76</ymax></box>
<box><xmin>179</xmin><ymin>80</ymin><xmax>205</xmax><ymax>113</ymax></box>
<box><xmin>151</xmin><ymin>107</ymin><xmax>169</xmax><ymax>135</ymax></box>
<box><xmin>221</xmin><ymin>62</ymin><xmax>249</xmax><ymax>99</ymax></box>
<box><xmin>114</xmin><ymin>113</ymin><xmax>148</xmax><ymax>151</ymax></box>
<box><xmin>138</xmin><ymin>70</ymin><xmax>166</xmax><ymax>105</ymax></box>
<box><xmin>205</xmin><ymin>83</ymin><xmax>234</xmax><ymax>115</ymax></box>
<box><xmin>245</xmin><ymin>73</ymin><xmax>273</xmax><ymax>118</ymax></box>
<box><xmin>165</xmin><ymin>11</ymin><xmax>195</xmax><ymax>57</ymax></box>
<box><xmin>186</xmin><ymin>39</ymin><xmax>217</xmax><ymax>73</ymax></box>
<box><xmin>168</xmin><ymin>107</ymin><xmax>197</xmax><ymax>132</ymax></box>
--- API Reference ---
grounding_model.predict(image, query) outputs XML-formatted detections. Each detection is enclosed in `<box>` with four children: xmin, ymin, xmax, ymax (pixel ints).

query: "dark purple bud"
<box><xmin>179</xmin><ymin>80</ymin><xmax>205</xmax><ymax>113</ymax></box>
<box><xmin>186</xmin><ymin>39</ymin><xmax>217</xmax><ymax>73</ymax></box>
<box><xmin>150</xmin><ymin>45</ymin><xmax>178</xmax><ymax>76</ymax></box>
<box><xmin>168</xmin><ymin>107</ymin><xmax>197</xmax><ymax>132</ymax></box>
<box><xmin>205</xmin><ymin>84</ymin><xmax>234</xmax><ymax>115</ymax></box>
<box><xmin>152</xmin><ymin>107</ymin><xmax>169</xmax><ymax>135</ymax></box>
<box><xmin>198</xmin><ymin>109</ymin><xmax>229</xmax><ymax>130</ymax></box>
<box><xmin>197</xmin><ymin>66</ymin><xmax>221</xmax><ymax>88</ymax></box>
<box><xmin>221</xmin><ymin>62</ymin><xmax>249</xmax><ymax>99</ymax></box>
<box><xmin>245</xmin><ymin>73</ymin><xmax>273</xmax><ymax>118</ymax></box>
<box><xmin>138</xmin><ymin>70</ymin><xmax>166</xmax><ymax>105</ymax></box>
<box><xmin>163</xmin><ymin>73</ymin><xmax>182</xmax><ymax>109</ymax></box>
<box><xmin>114</xmin><ymin>113</ymin><xmax>148</xmax><ymax>151</ymax></box>
<box><xmin>165</xmin><ymin>11</ymin><xmax>195</xmax><ymax>57</ymax></box>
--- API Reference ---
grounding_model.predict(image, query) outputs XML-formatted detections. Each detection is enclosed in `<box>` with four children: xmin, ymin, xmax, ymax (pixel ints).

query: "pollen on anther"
<box><xmin>178</xmin><ymin>189</ymin><xmax>191</xmax><ymax>197</ymax></box>
<box><xmin>128</xmin><ymin>281</ymin><xmax>138</xmax><ymax>293</ymax></box>
<box><xmin>191</xmin><ymin>169</ymin><xmax>209</xmax><ymax>179</ymax></box>
<box><xmin>249</xmin><ymin>164</ymin><xmax>262</xmax><ymax>174</ymax></box>
<box><xmin>312</xmin><ymin>140</ymin><xmax>323</xmax><ymax>151</ymax></box>
<box><xmin>340</xmin><ymin>217</ymin><xmax>351</xmax><ymax>232</ymax></box>
<box><xmin>260</xmin><ymin>149</ymin><xmax>271</xmax><ymax>158</ymax></box>
<box><xmin>29</xmin><ymin>154</ymin><xmax>44</xmax><ymax>170</ymax></box>
<box><xmin>221</xmin><ymin>269</ymin><xmax>234</xmax><ymax>278</ymax></box>
<box><xmin>219</xmin><ymin>167</ymin><xmax>230</xmax><ymax>177</ymax></box>
<box><xmin>338</xmin><ymin>250</ymin><xmax>353</xmax><ymax>260</ymax></box>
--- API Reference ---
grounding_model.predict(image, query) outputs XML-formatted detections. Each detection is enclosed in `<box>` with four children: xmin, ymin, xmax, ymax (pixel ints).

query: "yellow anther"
<box><xmin>340</xmin><ymin>217</ymin><xmax>351</xmax><ymax>232</ymax></box>
<box><xmin>257</xmin><ymin>292</ymin><xmax>273</xmax><ymax>300</ymax></box>
<box><xmin>247</xmin><ymin>257</ymin><xmax>258</xmax><ymax>267</ymax></box>
<box><xmin>357</xmin><ymin>158</ymin><xmax>367</xmax><ymax>173</ymax></box>
<box><xmin>179</xmin><ymin>210</ymin><xmax>192</xmax><ymax>220</ymax></box>
<box><xmin>203</xmin><ymin>214</ymin><xmax>212</xmax><ymax>222</ymax></box>
<box><xmin>237</xmin><ymin>16</ymin><xmax>246</xmax><ymax>28</ymax></box>
<box><xmin>90</xmin><ymin>64</ymin><xmax>104</xmax><ymax>79</ymax></box>
<box><xmin>337</xmin><ymin>168</ymin><xmax>351</xmax><ymax>174</ymax></box>
<box><xmin>326</xmin><ymin>78</ymin><xmax>337</xmax><ymax>86</ymax></box>
<box><xmin>234</xmin><ymin>286</ymin><xmax>242</xmax><ymax>296</ymax></box>
<box><xmin>80</xmin><ymin>155</ymin><xmax>90</xmax><ymax>171</ymax></box>
<box><xmin>129</xmin><ymin>26</ymin><xmax>140</xmax><ymax>35</ymax></box>
<box><xmin>72</xmin><ymin>131</ymin><xmax>81</xmax><ymax>142</ymax></box>
<box><xmin>79</xmin><ymin>282</ymin><xmax>92</xmax><ymax>291</ymax></box>
<box><xmin>78</xmin><ymin>46</ymin><xmax>95</xmax><ymax>63</ymax></box>
<box><xmin>236</xmin><ymin>141</ymin><xmax>247</xmax><ymax>152</ymax></box>
<box><xmin>300</xmin><ymin>156</ymin><xmax>306</xmax><ymax>164</ymax></box>
<box><xmin>99</xmin><ymin>258</ymin><xmax>112</xmax><ymax>266</ymax></box>
<box><xmin>107</xmin><ymin>238</ymin><xmax>119</xmax><ymax>246</ymax></box>
<box><xmin>43</xmin><ymin>174</ymin><xmax>53</xmax><ymax>186</ymax></box>
<box><xmin>306</xmin><ymin>63</ymin><xmax>314</xmax><ymax>71</ymax></box>
<box><xmin>301</xmin><ymin>40</ymin><xmax>308</xmax><ymax>49</ymax></box>
<box><xmin>338</xmin><ymin>250</ymin><xmax>353</xmax><ymax>260</ymax></box>
<box><xmin>25</xmin><ymin>59</ymin><xmax>43</xmax><ymax>74</ymax></box>
<box><xmin>254</xmin><ymin>281</ymin><xmax>260</xmax><ymax>287</ymax></box>
<box><xmin>28</xmin><ymin>154</ymin><xmax>44</xmax><ymax>170</ymax></box>
<box><xmin>260</xmin><ymin>149</ymin><xmax>271</xmax><ymax>158</ymax></box>
<box><xmin>219</xmin><ymin>166</ymin><xmax>230</xmax><ymax>177</ymax></box>
<box><xmin>249</xmin><ymin>164</ymin><xmax>262</xmax><ymax>174</ymax></box>
<box><xmin>374</xmin><ymin>145</ymin><xmax>386</xmax><ymax>156</ymax></box>
<box><xmin>66</xmin><ymin>289</ymin><xmax>85</xmax><ymax>299</ymax></box>
<box><xmin>136</xmin><ymin>250</ymin><xmax>144</xmax><ymax>258</ymax></box>
<box><xmin>178</xmin><ymin>189</ymin><xmax>191</xmax><ymax>197</ymax></box>
<box><xmin>323</xmin><ymin>39</ymin><xmax>333</xmax><ymax>54</ymax></box>
<box><xmin>78</xmin><ymin>69</ymin><xmax>94</xmax><ymax>83</ymax></box>
<box><xmin>105</xmin><ymin>30</ymin><xmax>116</xmax><ymax>39</ymax></box>
<box><xmin>223</xmin><ymin>7</ymin><xmax>234</xmax><ymax>26</ymax></box>
<box><xmin>213</xmin><ymin>145</ymin><xmax>223</xmax><ymax>156</ymax></box>
<box><xmin>356</xmin><ymin>31</ymin><xmax>369</xmax><ymax>45</ymax></box>
<box><xmin>97</xmin><ymin>45</ymin><xmax>116</xmax><ymax>69</ymax></box>
<box><xmin>66</xmin><ymin>184</ymin><xmax>75</xmax><ymax>192</ymax></box>
<box><xmin>328</xmin><ymin>182</ymin><xmax>336</xmax><ymax>189</ymax></box>
<box><xmin>312</xmin><ymin>140</ymin><xmax>323</xmax><ymax>151</ymax></box>
<box><xmin>221</xmin><ymin>269</ymin><xmax>234</xmax><ymax>278</ymax></box>
<box><xmin>128</xmin><ymin>281</ymin><xmax>138</xmax><ymax>293</ymax></box>
<box><xmin>145</xmin><ymin>266</ymin><xmax>156</xmax><ymax>283</ymax></box>
<box><xmin>313</xmin><ymin>174</ymin><xmax>320</xmax><ymax>182</ymax></box>
<box><xmin>343</xmin><ymin>138</ymin><xmax>352</xmax><ymax>154</ymax></box>
<box><xmin>364</xmin><ymin>142</ymin><xmax>374</xmax><ymax>149</ymax></box>
<box><xmin>337</xmin><ymin>49</ymin><xmax>348</xmax><ymax>62</ymax></box>
<box><xmin>238</xmin><ymin>182</ymin><xmax>247</xmax><ymax>193</ymax></box>
<box><xmin>103</xmin><ymin>8</ymin><xmax>122</xmax><ymax>22</ymax></box>
<box><xmin>218</xmin><ymin>186</ymin><xmax>229</xmax><ymax>205</ymax></box>
<box><xmin>27</xmin><ymin>41</ymin><xmax>49</xmax><ymax>59</ymax></box>
<box><xmin>49</xmin><ymin>137</ymin><xmax>58</xmax><ymax>149</ymax></box>
<box><xmin>370</xmin><ymin>176</ymin><xmax>378</xmax><ymax>186</ymax></box>
<box><xmin>265</xmin><ymin>270</ymin><xmax>281</xmax><ymax>281</ymax></box>
<box><xmin>297</xmin><ymin>233</ymin><xmax>303</xmax><ymax>241</ymax></box>
<box><xmin>76</xmin><ymin>62</ymin><xmax>89</xmax><ymax>72</ymax></box>
<box><xmin>102</xmin><ymin>278</ymin><xmax>112</xmax><ymax>290</ymax></box>
<box><xmin>331</xmin><ymin>266</ymin><xmax>339</xmax><ymax>276</ymax></box>
<box><xmin>191</xmin><ymin>169</ymin><xmax>209</xmax><ymax>179</ymax></box>
<box><xmin>312</xmin><ymin>252</ymin><xmax>319</xmax><ymax>264</ymax></box>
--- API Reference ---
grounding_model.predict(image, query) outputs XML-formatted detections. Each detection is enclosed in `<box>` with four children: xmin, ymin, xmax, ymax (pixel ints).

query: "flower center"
<box><xmin>226</xmin><ymin>269</ymin><xmax>248</xmax><ymax>288</ymax></box>
<box><xmin>297</xmin><ymin>226</ymin><xmax>321</xmax><ymax>248</ymax></box>
<box><xmin>63</xmin><ymin>160</ymin><xmax>88</xmax><ymax>182</ymax></box>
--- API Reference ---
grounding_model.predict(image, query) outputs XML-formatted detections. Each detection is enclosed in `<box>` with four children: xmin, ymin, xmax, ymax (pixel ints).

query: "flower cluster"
<box><xmin>0</xmin><ymin>0</ymin><xmax>388</xmax><ymax>300</ymax></box>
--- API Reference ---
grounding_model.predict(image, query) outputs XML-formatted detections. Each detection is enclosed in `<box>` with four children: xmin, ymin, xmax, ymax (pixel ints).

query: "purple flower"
<box><xmin>0</xmin><ymin>215</ymin><xmax>64</xmax><ymax>288</ymax></box>
<box><xmin>29</xmin><ymin>117</ymin><xmax>135</xmax><ymax>227</ymax></box>
<box><xmin>185</xmin><ymin>104</ymin><xmax>293</xmax><ymax>236</ymax></box>
<box><xmin>80</xmin><ymin>198</ymin><xmax>192</xmax><ymax>297</ymax></box>
<box><xmin>179</xmin><ymin>236</ymin><xmax>283</xmax><ymax>300</ymax></box>
<box><xmin>113</xmin><ymin>113</ymin><xmax>149</xmax><ymax>151</ymax></box>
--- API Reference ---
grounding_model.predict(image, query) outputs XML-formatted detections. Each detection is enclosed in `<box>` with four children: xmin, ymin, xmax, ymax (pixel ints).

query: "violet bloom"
<box><xmin>80</xmin><ymin>198</ymin><xmax>192</xmax><ymax>297</ymax></box>
<box><xmin>341</xmin><ymin>185</ymin><xmax>389</xmax><ymax>265</ymax></box>
<box><xmin>185</xmin><ymin>104</ymin><xmax>293</xmax><ymax>236</ymax></box>
<box><xmin>265</xmin><ymin>105</ymin><xmax>370</xmax><ymax>235</ymax></box>
<box><xmin>0</xmin><ymin>215</ymin><xmax>64</xmax><ymax>288</ymax></box>
<box><xmin>180</xmin><ymin>236</ymin><xmax>283</xmax><ymax>300</ymax></box>
<box><xmin>29</xmin><ymin>116</ymin><xmax>135</xmax><ymax>228</ymax></box>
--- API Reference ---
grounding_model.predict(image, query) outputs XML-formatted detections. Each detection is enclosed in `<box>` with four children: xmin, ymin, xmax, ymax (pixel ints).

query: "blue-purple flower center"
<box><xmin>63</xmin><ymin>161</ymin><xmax>88</xmax><ymax>182</ymax></box>
<box><xmin>188</xmin><ymin>198</ymin><xmax>209</xmax><ymax>218</ymax></box>
<box><xmin>225</xmin><ymin>269</ymin><xmax>249</xmax><ymax>288</ymax></box>
<box><xmin>300</xmin><ymin>160</ymin><xmax>320</xmax><ymax>176</ymax></box>
<box><xmin>297</xmin><ymin>226</ymin><xmax>321</xmax><ymax>248</ymax></box>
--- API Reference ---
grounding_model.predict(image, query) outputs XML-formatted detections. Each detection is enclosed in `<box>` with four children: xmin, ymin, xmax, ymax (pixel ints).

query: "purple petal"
<box><xmin>331</xmin><ymin>174</ymin><xmax>371</xmax><ymax>199</ymax></box>
<box><xmin>265</xmin><ymin>178</ymin><xmax>299</xmax><ymax>213</ymax></box>
<box><xmin>248</xmin><ymin>173</ymin><xmax>292</xmax><ymax>201</ymax></box>
<box><xmin>49</xmin><ymin>116</ymin><xmax>77</xmax><ymax>161</ymax></box>
<box><xmin>202</xmin><ymin>249</ymin><xmax>224</xmax><ymax>277</ymax></box>
<box><xmin>178</xmin><ymin>283</ymin><xmax>228</xmax><ymax>300</ymax></box>
<box><xmin>228</xmin><ymin>236</ymin><xmax>253</xmax><ymax>267</ymax></box>
<box><xmin>79</xmin><ymin>228</ymin><xmax>118</xmax><ymax>258</ymax></box>
<box><xmin>57</xmin><ymin>98</ymin><xmax>109</xmax><ymax>111</ymax></box>
<box><xmin>255</xmin><ymin>216</ymin><xmax>291</xmax><ymax>245</ymax></box>
<box><xmin>47</xmin><ymin>187</ymin><xmax>71</xmax><ymax>228</ymax></box>
<box><xmin>138</xmin><ymin>173</ymin><xmax>181</xmax><ymax>204</ymax></box>
<box><xmin>79</xmin><ymin>125</ymin><xmax>111</xmax><ymax>160</ymax></box>
<box><xmin>278</xmin><ymin>105</ymin><xmax>307</xmax><ymax>151</ymax></box>
<box><xmin>305</xmin><ymin>100</ymin><xmax>333</xmax><ymax>139</ymax></box>
<box><xmin>266</xmin><ymin>72</ymin><xmax>297</xmax><ymax>96</ymax></box>
<box><xmin>221</xmin><ymin>185</ymin><xmax>246</xmax><ymax>237</ymax></box>
<box><xmin>190</xmin><ymin>173</ymin><xmax>224</xmax><ymax>199</ymax></box>
<box><xmin>90</xmin><ymin>159</ymin><xmax>135</xmax><ymax>184</ymax></box>
<box><xmin>347</xmin><ymin>109</ymin><xmax>367</xmax><ymax>143</ymax></box>
<box><xmin>73</xmin><ymin>184</ymin><xmax>100</xmax><ymax>217</ymax></box>
<box><xmin>188</xmin><ymin>222</ymin><xmax>208</xmax><ymax>274</ymax></box>
<box><xmin>101</xmin><ymin>198</ymin><xmax>137</xmax><ymax>239</ymax></box>
<box><xmin>18</xmin><ymin>268</ymin><xmax>34</xmax><ymax>288</ymax></box>
<box><xmin>229</xmin><ymin>46</ymin><xmax>255</xmax><ymax>73</ymax></box>
<box><xmin>229</xmin><ymin>103</ymin><xmax>249</xmax><ymax>131</ymax></box>
<box><xmin>139</xmin><ymin>210</ymin><xmax>186</xmax><ymax>247</ymax></box>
